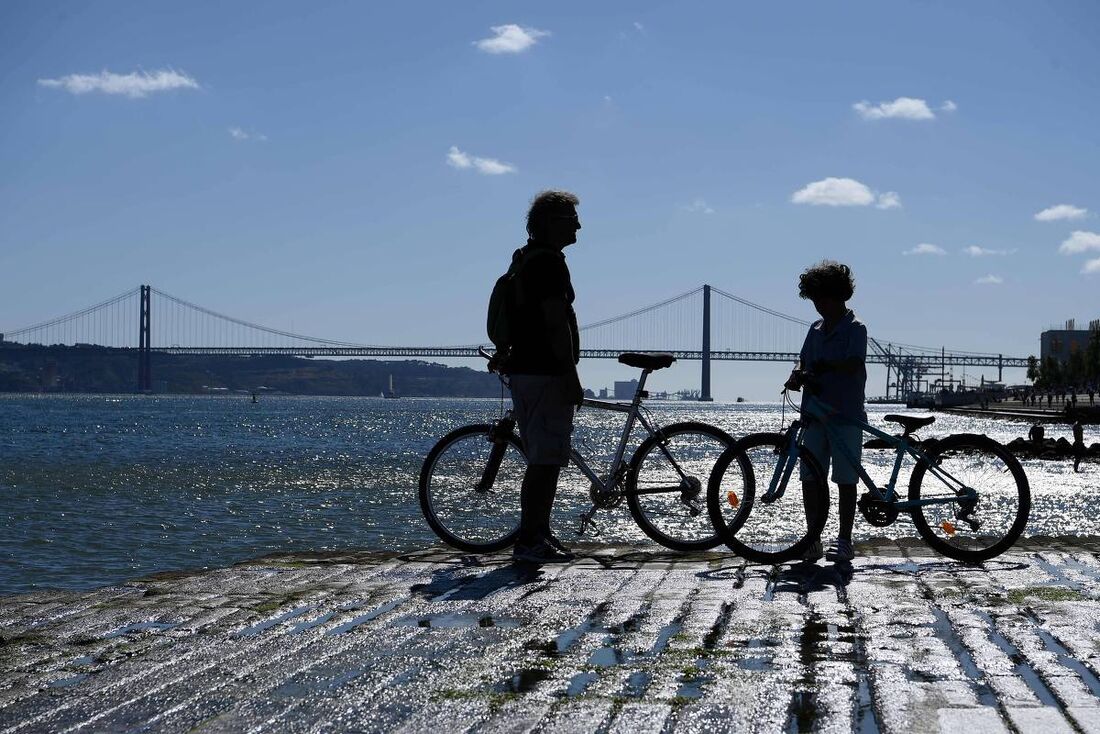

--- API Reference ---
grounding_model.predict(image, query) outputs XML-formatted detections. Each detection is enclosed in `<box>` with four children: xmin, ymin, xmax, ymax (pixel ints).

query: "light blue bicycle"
<box><xmin>706</xmin><ymin>376</ymin><xmax>1030</xmax><ymax>563</ymax></box>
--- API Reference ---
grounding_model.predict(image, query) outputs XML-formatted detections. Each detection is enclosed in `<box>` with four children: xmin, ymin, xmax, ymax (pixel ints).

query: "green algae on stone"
<box><xmin>1007</xmin><ymin>587</ymin><xmax>1086</xmax><ymax>604</ymax></box>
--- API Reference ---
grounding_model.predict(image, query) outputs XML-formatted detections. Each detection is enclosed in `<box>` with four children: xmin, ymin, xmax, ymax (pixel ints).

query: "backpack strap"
<box><xmin>509</xmin><ymin>245</ymin><xmax>557</xmax><ymax>306</ymax></box>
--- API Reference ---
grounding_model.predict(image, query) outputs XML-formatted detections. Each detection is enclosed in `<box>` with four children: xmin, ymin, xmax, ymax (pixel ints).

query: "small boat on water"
<box><xmin>383</xmin><ymin>374</ymin><xmax>400</xmax><ymax>399</ymax></box>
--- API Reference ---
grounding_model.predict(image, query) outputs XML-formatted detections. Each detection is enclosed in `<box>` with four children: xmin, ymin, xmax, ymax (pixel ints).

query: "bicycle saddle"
<box><xmin>884</xmin><ymin>414</ymin><xmax>935</xmax><ymax>433</ymax></box>
<box><xmin>618</xmin><ymin>352</ymin><xmax>676</xmax><ymax>370</ymax></box>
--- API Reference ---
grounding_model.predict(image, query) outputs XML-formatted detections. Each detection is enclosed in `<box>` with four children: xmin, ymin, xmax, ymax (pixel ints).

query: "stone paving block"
<box><xmin>538</xmin><ymin>700</ymin><xmax>613</xmax><ymax>733</ymax></box>
<box><xmin>937</xmin><ymin>706</ymin><xmax>1010</xmax><ymax>733</ymax></box>
<box><xmin>1005</xmin><ymin>705</ymin><xmax>1077</xmax><ymax>734</ymax></box>
<box><xmin>478</xmin><ymin>700</ymin><xmax>552</xmax><ymax>734</ymax></box>
<box><xmin>1067</xmin><ymin>706</ymin><xmax>1100</xmax><ymax>734</ymax></box>
<box><xmin>2</xmin><ymin>544</ymin><xmax>1100</xmax><ymax>733</ymax></box>
<box><xmin>606</xmin><ymin>702</ymin><xmax>670</xmax><ymax>734</ymax></box>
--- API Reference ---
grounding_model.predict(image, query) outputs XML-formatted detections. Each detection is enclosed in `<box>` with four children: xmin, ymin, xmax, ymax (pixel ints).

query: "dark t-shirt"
<box><xmin>508</xmin><ymin>243</ymin><xmax>580</xmax><ymax>375</ymax></box>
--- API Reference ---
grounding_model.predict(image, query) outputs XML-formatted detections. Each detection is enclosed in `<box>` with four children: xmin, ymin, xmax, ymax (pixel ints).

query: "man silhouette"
<box><xmin>507</xmin><ymin>190</ymin><xmax>584</xmax><ymax>564</ymax></box>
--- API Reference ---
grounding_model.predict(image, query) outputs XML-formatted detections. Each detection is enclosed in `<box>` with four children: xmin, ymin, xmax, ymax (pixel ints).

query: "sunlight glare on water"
<box><xmin>0</xmin><ymin>394</ymin><xmax>1096</xmax><ymax>594</ymax></box>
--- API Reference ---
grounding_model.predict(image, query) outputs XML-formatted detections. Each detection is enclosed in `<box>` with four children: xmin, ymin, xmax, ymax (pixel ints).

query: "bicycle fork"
<box><xmin>476</xmin><ymin>414</ymin><xmax>516</xmax><ymax>491</ymax></box>
<box><xmin>763</xmin><ymin>420</ymin><xmax>802</xmax><ymax>503</ymax></box>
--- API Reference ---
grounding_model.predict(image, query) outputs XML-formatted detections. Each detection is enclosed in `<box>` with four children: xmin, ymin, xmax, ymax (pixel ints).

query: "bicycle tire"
<box><xmin>706</xmin><ymin>432</ymin><xmax>829</xmax><ymax>564</ymax></box>
<box><xmin>908</xmin><ymin>433</ymin><xmax>1030</xmax><ymax>562</ymax></box>
<box><xmin>625</xmin><ymin>421</ymin><xmax>735</xmax><ymax>552</ymax></box>
<box><xmin>419</xmin><ymin>424</ymin><xmax>526</xmax><ymax>553</ymax></box>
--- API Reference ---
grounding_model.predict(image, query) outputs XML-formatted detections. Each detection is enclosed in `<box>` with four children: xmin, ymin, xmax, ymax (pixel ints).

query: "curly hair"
<box><xmin>798</xmin><ymin>260</ymin><xmax>855</xmax><ymax>301</ymax></box>
<box><xmin>526</xmin><ymin>190</ymin><xmax>580</xmax><ymax>236</ymax></box>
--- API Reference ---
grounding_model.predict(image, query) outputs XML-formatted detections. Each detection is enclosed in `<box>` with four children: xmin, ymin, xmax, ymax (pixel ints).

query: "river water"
<box><xmin>1</xmin><ymin>394</ymin><xmax>1096</xmax><ymax>596</ymax></box>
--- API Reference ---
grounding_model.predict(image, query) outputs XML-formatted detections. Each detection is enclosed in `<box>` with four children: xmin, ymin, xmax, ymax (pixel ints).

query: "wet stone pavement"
<box><xmin>2</xmin><ymin>540</ymin><xmax>1100</xmax><ymax>733</ymax></box>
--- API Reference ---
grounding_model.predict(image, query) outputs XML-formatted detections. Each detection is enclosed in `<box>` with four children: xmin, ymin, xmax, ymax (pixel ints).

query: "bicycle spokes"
<box><xmin>422</xmin><ymin>427</ymin><xmax>525</xmax><ymax>549</ymax></box>
<box><xmin>910</xmin><ymin>439</ymin><xmax>1029</xmax><ymax>559</ymax></box>
<box><xmin>710</xmin><ymin>433</ymin><xmax>827</xmax><ymax>561</ymax></box>
<box><xmin>630</xmin><ymin>426</ymin><xmax>731</xmax><ymax>546</ymax></box>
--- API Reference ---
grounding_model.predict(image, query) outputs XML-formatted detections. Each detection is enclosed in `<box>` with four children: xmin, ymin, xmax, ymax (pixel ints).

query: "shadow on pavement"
<box><xmin>411</xmin><ymin>563</ymin><xmax>546</xmax><ymax>601</ymax></box>
<box><xmin>772</xmin><ymin>561</ymin><xmax>855</xmax><ymax>596</ymax></box>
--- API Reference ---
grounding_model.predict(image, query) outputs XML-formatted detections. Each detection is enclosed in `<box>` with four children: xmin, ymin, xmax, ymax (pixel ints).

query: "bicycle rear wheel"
<box><xmin>908</xmin><ymin>433</ymin><xmax>1030</xmax><ymax>562</ymax></box>
<box><xmin>625</xmin><ymin>422</ymin><xmax>735</xmax><ymax>551</ymax></box>
<box><xmin>706</xmin><ymin>432</ymin><xmax>828</xmax><ymax>563</ymax></box>
<box><xmin>419</xmin><ymin>424</ymin><xmax>526</xmax><ymax>552</ymax></box>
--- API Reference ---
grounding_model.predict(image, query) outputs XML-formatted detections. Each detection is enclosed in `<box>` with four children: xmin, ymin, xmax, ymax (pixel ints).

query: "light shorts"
<box><xmin>799</xmin><ymin>420</ymin><xmax>863</xmax><ymax>485</ymax></box>
<box><xmin>509</xmin><ymin>373</ymin><xmax>576</xmax><ymax>467</ymax></box>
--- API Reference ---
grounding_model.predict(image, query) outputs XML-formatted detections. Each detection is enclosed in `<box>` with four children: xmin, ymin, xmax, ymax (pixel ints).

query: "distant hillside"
<box><xmin>0</xmin><ymin>345</ymin><xmax>500</xmax><ymax>397</ymax></box>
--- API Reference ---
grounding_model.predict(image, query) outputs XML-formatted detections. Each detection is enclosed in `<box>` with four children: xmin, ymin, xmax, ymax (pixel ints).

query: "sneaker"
<box><xmin>800</xmin><ymin>540</ymin><xmax>824</xmax><ymax>562</ymax></box>
<box><xmin>545</xmin><ymin>534</ymin><xmax>576</xmax><ymax>560</ymax></box>
<box><xmin>826</xmin><ymin>538</ymin><xmax>855</xmax><ymax>563</ymax></box>
<box><xmin>513</xmin><ymin>540</ymin><xmax>573</xmax><ymax>565</ymax></box>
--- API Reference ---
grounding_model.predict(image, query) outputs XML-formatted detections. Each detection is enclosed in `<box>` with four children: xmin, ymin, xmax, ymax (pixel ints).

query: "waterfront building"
<box><xmin>1041</xmin><ymin>318</ymin><xmax>1099</xmax><ymax>362</ymax></box>
<box><xmin>614</xmin><ymin>379</ymin><xmax>638</xmax><ymax>400</ymax></box>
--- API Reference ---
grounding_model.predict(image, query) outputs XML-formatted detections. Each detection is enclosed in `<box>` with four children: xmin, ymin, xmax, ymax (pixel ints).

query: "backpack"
<box><xmin>486</xmin><ymin>246</ymin><xmax>542</xmax><ymax>357</ymax></box>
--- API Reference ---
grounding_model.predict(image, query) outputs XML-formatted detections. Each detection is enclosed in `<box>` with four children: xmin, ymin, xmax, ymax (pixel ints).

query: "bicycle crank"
<box><xmin>576</xmin><ymin>507</ymin><xmax>601</xmax><ymax>536</ymax></box>
<box><xmin>858</xmin><ymin>492</ymin><xmax>899</xmax><ymax>527</ymax></box>
<box><xmin>589</xmin><ymin>480</ymin><xmax>623</xmax><ymax>509</ymax></box>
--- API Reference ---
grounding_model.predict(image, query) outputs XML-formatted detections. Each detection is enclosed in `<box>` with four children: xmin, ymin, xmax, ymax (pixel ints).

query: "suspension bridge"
<box><xmin>1</xmin><ymin>285</ymin><xmax>1027</xmax><ymax>400</ymax></box>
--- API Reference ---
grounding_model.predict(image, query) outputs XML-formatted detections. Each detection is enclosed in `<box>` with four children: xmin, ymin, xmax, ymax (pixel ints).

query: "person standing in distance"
<box><xmin>1072</xmin><ymin>420</ymin><xmax>1086</xmax><ymax>473</ymax></box>
<box><xmin>508</xmin><ymin>190</ymin><xmax>584</xmax><ymax>564</ymax></box>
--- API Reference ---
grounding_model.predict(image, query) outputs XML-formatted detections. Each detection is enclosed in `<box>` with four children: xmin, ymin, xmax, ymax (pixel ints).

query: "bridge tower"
<box><xmin>138</xmin><ymin>285</ymin><xmax>152</xmax><ymax>393</ymax></box>
<box><xmin>700</xmin><ymin>284</ymin><xmax>713</xmax><ymax>401</ymax></box>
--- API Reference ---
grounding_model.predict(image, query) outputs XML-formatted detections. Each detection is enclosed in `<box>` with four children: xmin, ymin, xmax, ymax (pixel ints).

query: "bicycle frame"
<box><xmin>766</xmin><ymin>392</ymin><xmax>974</xmax><ymax>511</ymax></box>
<box><xmin>571</xmin><ymin>367</ymin><xmax>687</xmax><ymax>498</ymax></box>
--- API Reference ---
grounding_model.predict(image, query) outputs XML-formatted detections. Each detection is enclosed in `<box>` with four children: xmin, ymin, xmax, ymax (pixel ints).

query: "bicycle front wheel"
<box><xmin>909</xmin><ymin>433</ymin><xmax>1030</xmax><ymax>562</ymax></box>
<box><xmin>419</xmin><ymin>424</ymin><xmax>526</xmax><ymax>553</ymax></box>
<box><xmin>625</xmin><ymin>422</ymin><xmax>735</xmax><ymax>552</ymax></box>
<box><xmin>706</xmin><ymin>432</ymin><xmax>828</xmax><ymax>563</ymax></box>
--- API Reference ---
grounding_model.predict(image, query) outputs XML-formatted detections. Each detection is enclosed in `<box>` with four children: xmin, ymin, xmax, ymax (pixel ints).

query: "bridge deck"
<box><xmin>2</xmin><ymin>540</ymin><xmax>1098</xmax><ymax>733</ymax></box>
<box><xmin>145</xmin><ymin>346</ymin><xmax>1028</xmax><ymax>368</ymax></box>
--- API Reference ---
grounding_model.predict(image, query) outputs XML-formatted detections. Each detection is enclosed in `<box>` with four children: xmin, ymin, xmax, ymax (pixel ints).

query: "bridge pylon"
<box><xmin>138</xmin><ymin>285</ymin><xmax>151</xmax><ymax>393</ymax></box>
<box><xmin>700</xmin><ymin>284</ymin><xmax>713</xmax><ymax>401</ymax></box>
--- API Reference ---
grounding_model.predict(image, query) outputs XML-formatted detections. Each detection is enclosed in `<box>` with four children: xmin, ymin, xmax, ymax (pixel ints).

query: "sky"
<box><xmin>2</xmin><ymin>1</ymin><xmax>1099</xmax><ymax>399</ymax></box>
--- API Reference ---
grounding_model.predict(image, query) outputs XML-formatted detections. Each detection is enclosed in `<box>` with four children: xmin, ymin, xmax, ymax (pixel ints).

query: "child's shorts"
<box><xmin>799</xmin><ymin>421</ymin><xmax>862</xmax><ymax>484</ymax></box>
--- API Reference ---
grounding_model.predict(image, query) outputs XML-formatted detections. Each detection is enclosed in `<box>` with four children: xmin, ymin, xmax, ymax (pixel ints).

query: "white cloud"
<box><xmin>904</xmin><ymin>243</ymin><xmax>947</xmax><ymax>256</ymax></box>
<box><xmin>941</xmin><ymin>100</ymin><xmax>958</xmax><ymax>112</ymax></box>
<box><xmin>1059</xmin><ymin>230</ymin><xmax>1100</xmax><ymax>255</ymax></box>
<box><xmin>681</xmin><ymin>199</ymin><xmax>714</xmax><ymax>214</ymax></box>
<box><xmin>963</xmin><ymin>245</ymin><xmax>1014</xmax><ymax>256</ymax></box>
<box><xmin>791</xmin><ymin>177</ymin><xmax>874</xmax><ymax>207</ymax></box>
<box><xmin>875</xmin><ymin>191</ymin><xmax>902</xmax><ymax>210</ymax></box>
<box><xmin>228</xmin><ymin>127</ymin><xmax>267</xmax><ymax>142</ymax></box>
<box><xmin>974</xmin><ymin>274</ymin><xmax>1004</xmax><ymax>285</ymax></box>
<box><xmin>474</xmin><ymin>24</ymin><xmax>549</xmax><ymax>54</ymax></box>
<box><xmin>1083</xmin><ymin>257</ymin><xmax>1100</xmax><ymax>275</ymax></box>
<box><xmin>38</xmin><ymin>69</ymin><xmax>199</xmax><ymax>98</ymax></box>
<box><xmin>446</xmin><ymin>146</ymin><xmax>515</xmax><ymax>175</ymax></box>
<box><xmin>1035</xmin><ymin>204</ymin><xmax>1088</xmax><ymax>221</ymax></box>
<box><xmin>633</xmin><ymin>21</ymin><xmax>645</xmax><ymax>32</ymax></box>
<box><xmin>853</xmin><ymin>97</ymin><xmax>935</xmax><ymax>121</ymax></box>
<box><xmin>472</xmin><ymin>157</ymin><xmax>515</xmax><ymax>175</ymax></box>
<box><xmin>447</xmin><ymin>146</ymin><xmax>472</xmax><ymax>169</ymax></box>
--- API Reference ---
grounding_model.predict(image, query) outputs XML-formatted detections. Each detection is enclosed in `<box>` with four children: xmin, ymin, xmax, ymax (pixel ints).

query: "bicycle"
<box><xmin>706</xmin><ymin>376</ymin><xmax>1030</xmax><ymax>563</ymax></box>
<box><xmin>419</xmin><ymin>349</ymin><xmax>738</xmax><ymax>553</ymax></box>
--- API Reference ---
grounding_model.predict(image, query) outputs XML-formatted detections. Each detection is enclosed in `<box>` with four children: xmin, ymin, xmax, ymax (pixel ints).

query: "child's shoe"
<box><xmin>825</xmin><ymin>538</ymin><xmax>855</xmax><ymax>563</ymax></box>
